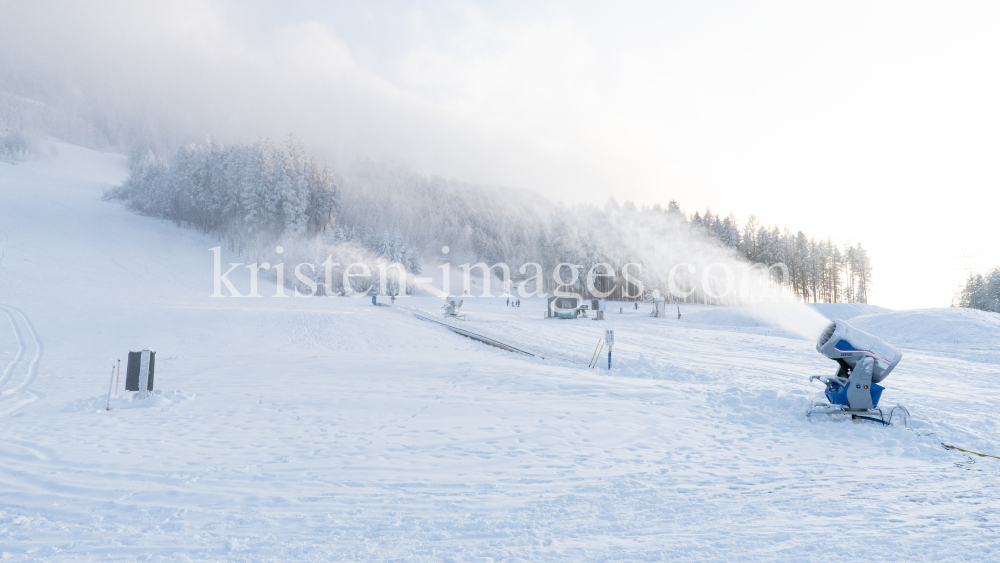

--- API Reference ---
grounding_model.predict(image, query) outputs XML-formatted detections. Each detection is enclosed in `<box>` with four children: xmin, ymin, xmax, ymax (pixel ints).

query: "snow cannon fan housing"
<box><xmin>814</xmin><ymin>320</ymin><xmax>902</xmax><ymax>410</ymax></box>
<box><xmin>442</xmin><ymin>298</ymin><xmax>467</xmax><ymax>320</ymax></box>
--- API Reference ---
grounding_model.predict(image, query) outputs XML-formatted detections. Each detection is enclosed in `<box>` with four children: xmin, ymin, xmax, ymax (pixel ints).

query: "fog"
<box><xmin>3</xmin><ymin>1</ymin><xmax>1000</xmax><ymax>308</ymax></box>
<box><xmin>2</xmin><ymin>2</ymin><xmax>557</xmax><ymax>171</ymax></box>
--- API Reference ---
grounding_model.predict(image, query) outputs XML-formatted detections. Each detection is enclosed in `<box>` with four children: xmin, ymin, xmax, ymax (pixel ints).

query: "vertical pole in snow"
<box><xmin>591</xmin><ymin>341</ymin><xmax>604</xmax><ymax>368</ymax></box>
<box><xmin>115</xmin><ymin>358</ymin><xmax>120</xmax><ymax>396</ymax></box>
<box><xmin>106</xmin><ymin>364</ymin><xmax>115</xmax><ymax>411</ymax></box>
<box><xmin>604</xmin><ymin>330</ymin><xmax>614</xmax><ymax>371</ymax></box>
<box><xmin>588</xmin><ymin>339</ymin><xmax>602</xmax><ymax>368</ymax></box>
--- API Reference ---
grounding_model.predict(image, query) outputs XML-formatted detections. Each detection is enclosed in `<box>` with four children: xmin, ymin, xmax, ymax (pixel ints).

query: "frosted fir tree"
<box><xmin>741</xmin><ymin>215</ymin><xmax>758</xmax><ymax>263</ymax></box>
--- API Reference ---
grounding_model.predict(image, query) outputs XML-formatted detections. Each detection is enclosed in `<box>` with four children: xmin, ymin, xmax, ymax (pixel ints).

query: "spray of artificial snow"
<box><xmin>600</xmin><ymin>208</ymin><xmax>832</xmax><ymax>342</ymax></box>
<box><xmin>744</xmin><ymin>301</ymin><xmax>833</xmax><ymax>342</ymax></box>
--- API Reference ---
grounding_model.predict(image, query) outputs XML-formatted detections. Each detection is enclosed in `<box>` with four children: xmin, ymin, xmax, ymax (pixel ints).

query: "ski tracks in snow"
<box><xmin>0</xmin><ymin>305</ymin><xmax>44</xmax><ymax>415</ymax></box>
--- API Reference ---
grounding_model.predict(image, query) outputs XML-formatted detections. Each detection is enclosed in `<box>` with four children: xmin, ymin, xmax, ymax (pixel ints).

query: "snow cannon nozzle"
<box><xmin>808</xmin><ymin>319</ymin><xmax>903</xmax><ymax>420</ymax></box>
<box><xmin>815</xmin><ymin>320</ymin><xmax>901</xmax><ymax>384</ymax></box>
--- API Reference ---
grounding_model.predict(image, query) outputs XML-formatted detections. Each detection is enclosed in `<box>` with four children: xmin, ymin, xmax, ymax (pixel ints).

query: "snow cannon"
<box><xmin>808</xmin><ymin>320</ymin><xmax>904</xmax><ymax>423</ymax></box>
<box><xmin>442</xmin><ymin>297</ymin><xmax>468</xmax><ymax>320</ymax></box>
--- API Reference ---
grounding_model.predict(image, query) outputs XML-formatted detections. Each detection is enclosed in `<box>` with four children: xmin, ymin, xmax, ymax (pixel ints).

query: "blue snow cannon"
<box><xmin>810</xmin><ymin>320</ymin><xmax>902</xmax><ymax>414</ymax></box>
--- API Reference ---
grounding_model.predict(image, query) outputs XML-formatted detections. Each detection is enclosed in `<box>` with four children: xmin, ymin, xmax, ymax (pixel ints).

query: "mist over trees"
<box><xmin>106</xmin><ymin>136</ymin><xmax>339</xmax><ymax>255</ymax></box>
<box><xmin>107</xmin><ymin>137</ymin><xmax>873</xmax><ymax>303</ymax></box>
<box><xmin>0</xmin><ymin>128</ymin><xmax>30</xmax><ymax>162</ymax></box>
<box><xmin>691</xmin><ymin>209</ymin><xmax>873</xmax><ymax>304</ymax></box>
<box><xmin>954</xmin><ymin>268</ymin><xmax>1000</xmax><ymax>313</ymax></box>
<box><xmin>0</xmin><ymin>91</ymin><xmax>155</xmax><ymax>155</ymax></box>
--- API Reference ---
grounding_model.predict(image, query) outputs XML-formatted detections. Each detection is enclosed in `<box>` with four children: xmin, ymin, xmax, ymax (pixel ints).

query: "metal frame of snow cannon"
<box><xmin>807</xmin><ymin>320</ymin><xmax>903</xmax><ymax>425</ymax></box>
<box><xmin>442</xmin><ymin>297</ymin><xmax>469</xmax><ymax>321</ymax></box>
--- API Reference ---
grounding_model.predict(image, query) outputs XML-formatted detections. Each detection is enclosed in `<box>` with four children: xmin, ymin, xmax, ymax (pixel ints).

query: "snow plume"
<box><xmin>104</xmin><ymin>138</ymin><xmax>427</xmax><ymax>296</ymax></box>
<box><xmin>742</xmin><ymin>302</ymin><xmax>833</xmax><ymax>342</ymax></box>
<box><xmin>332</xmin><ymin>162</ymin><xmax>849</xmax><ymax>321</ymax></box>
<box><xmin>337</xmin><ymin>160</ymin><xmax>834</xmax><ymax>327</ymax></box>
<box><xmin>601</xmin><ymin>203</ymin><xmax>831</xmax><ymax>341</ymax></box>
<box><xmin>106</xmin><ymin>137</ymin><xmax>838</xmax><ymax>319</ymax></box>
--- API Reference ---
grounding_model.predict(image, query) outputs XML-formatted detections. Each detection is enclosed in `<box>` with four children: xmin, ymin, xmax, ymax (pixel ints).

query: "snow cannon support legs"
<box><xmin>814</xmin><ymin>356</ymin><xmax>884</xmax><ymax>410</ymax></box>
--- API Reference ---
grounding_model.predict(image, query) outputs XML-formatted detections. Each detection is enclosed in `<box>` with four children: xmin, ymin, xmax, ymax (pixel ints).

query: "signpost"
<box><xmin>605</xmin><ymin>329</ymin><xmax>614</xmax><ymax>370</ymax></box>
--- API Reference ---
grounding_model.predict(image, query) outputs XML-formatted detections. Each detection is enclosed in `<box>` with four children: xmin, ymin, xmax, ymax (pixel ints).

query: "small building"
<box><xmin>547</xmin><ymin>296</ymin><xmax>580</xmax><ymax>319</ymax></box>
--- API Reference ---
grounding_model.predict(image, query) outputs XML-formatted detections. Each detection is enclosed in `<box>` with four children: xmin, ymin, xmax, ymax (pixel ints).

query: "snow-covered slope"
<box><xmin>811</xmin><ymin>302</ymin><xmax>893</xmax><ymax>320</ymax></box>
<box><xmin>1</xmin><ymin>142</ymin><xmax>999</xmax><ymax>561</ymax></box>
<box><xmin>849</xmin><ymin>307</ymin><xmax>1000</xmax><ymax>365</ymax></box>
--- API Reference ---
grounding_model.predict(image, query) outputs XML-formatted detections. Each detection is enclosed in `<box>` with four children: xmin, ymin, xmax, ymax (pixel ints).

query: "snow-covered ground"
<box><xmin>1</xmin><ymin>141</ymin><xmax>999</xmax><ymax>561</ymax></box>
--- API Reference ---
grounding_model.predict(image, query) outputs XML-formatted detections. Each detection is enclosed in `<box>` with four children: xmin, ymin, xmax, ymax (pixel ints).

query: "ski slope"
<box><xmin>1</xmin><ymin>141</ymin><xmax>999</xmax><ymax>561</ymax></box>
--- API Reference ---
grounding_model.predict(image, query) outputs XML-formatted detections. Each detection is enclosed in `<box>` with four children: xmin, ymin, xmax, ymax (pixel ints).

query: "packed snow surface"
<box><xmin>1</xmin><ymin>141</ymin><xmax>999</xmax><ymax>561</ymax></box>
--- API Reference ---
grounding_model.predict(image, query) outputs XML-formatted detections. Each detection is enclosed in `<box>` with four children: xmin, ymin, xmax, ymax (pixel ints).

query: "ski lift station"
<box><xmin>546</xmin><ymin>297</ymin><xmax>607</xmax><ymax>319</ymax></box>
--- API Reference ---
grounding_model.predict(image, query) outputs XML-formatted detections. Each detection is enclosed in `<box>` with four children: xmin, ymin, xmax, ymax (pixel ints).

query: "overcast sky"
<box><xmin>3</xmin><ymin>1</ymin><xmax>998</xmax><ymax>309</ymax></box>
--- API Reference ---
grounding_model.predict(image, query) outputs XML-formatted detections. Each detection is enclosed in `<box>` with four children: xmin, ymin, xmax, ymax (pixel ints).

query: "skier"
<box><xmin>517</xmin><ymin>299</ymin><xmax>520</xmax><ymax>307</ymax></box>
<box><xmin>371</xmin><ymin>293</ymin><xmax>377</xmax><ymax>306</ymax></box>
<box><xmin>634</xmin><ymin>302</ymin><xmax>638</xmax><ymax>310</ymax></box>
<box><xmin>506</xmin><ymin>298</ymin><xmax>510</xmax><ymax>306</ymax></box>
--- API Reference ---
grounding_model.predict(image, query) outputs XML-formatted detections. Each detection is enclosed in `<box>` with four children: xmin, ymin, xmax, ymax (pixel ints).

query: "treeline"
<box><xmin>954</xmin><ymin>268</ymin><xmax>1000</xmax><ymax>313</ymax></box>
<box><xmin>106</xmin><ymin>136</ymin><xmax>339</xmax><ymax>254</ymax></box>
<box><xmin>0</xmin><ymin>129</ymin><xmax>30</xmax><ymax>162</ymax></box>
<box><xmin>108</xmin><ymin>137</ymin><xmax>872</xmax><ymax>303</ymax></box>
<box><xmin>690</xmin><ymin>209</ymin><xmax>873</xmax><ymax>303</ymax></box>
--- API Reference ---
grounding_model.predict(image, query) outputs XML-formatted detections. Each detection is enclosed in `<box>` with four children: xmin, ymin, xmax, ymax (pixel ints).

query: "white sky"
<box><xmin>3</xmin><ymin>0</ymin><xmax>998</xmax><ymax>309</ymax></box>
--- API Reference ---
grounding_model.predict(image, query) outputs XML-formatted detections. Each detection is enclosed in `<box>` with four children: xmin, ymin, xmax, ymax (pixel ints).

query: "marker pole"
<box><xmin>592</xmin><ymin>341</ymin><xmax>605</xmax><ymax>368</ymax></box>
<box><xmin>608</xmin><ymin>346</ymin><xmax>612</xmax><ymax>370</ymax></box>
<box><xmin>115</xmin><ymin>358</ymin><xmax>120</xmax><ymax>396</ymax></box>
<box><xmin>588</xmin><ymin>339</ymin><xmax>602</xmax><ymax>368</ymax></box>
<box><xmin>105</xmin><ymin>364</ymin><xmax>115</xmax><ymax>411</ymax></box>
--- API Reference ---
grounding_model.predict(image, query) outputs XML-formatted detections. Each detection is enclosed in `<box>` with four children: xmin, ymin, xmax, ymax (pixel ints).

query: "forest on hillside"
<box><xmin>954</xmin><ymin>268</ymin><xmax>1000</xmax><ymax>313</ymax></box>
<box><xmin>106</xmin><ymin>137</ymin><xmax>874</xmax><ymax>303</ymax></box>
